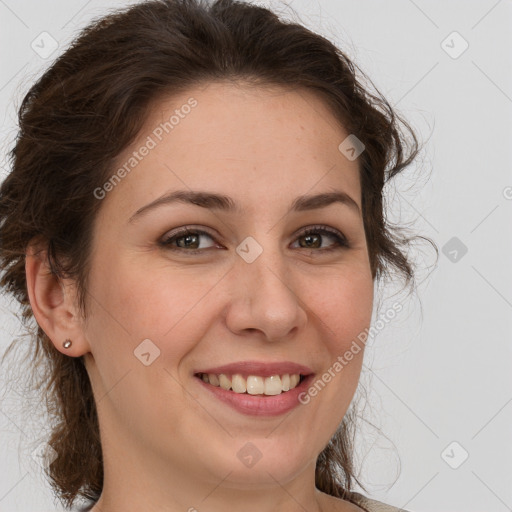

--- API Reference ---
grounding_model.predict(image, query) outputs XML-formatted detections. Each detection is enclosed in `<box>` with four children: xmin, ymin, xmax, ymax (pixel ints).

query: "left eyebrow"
<box><xmin>128</xmin><ymin>189</ymin><xmax>361</xmax><ymax>223</ymax></box>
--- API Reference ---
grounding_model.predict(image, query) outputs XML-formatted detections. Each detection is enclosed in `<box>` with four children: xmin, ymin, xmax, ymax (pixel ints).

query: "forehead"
<box><xmin>146</xmin><ymin>80</ymin><xmax>351</xmax><ymax>153</ymax></box>
<box><xmin>105</xmin><ymin>81</ymin><xmax>361</xmax><ymax>217</ymax></box>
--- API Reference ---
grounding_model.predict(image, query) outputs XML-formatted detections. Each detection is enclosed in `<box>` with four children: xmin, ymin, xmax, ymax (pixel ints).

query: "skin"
<box><xmin>26</xmin><ymin>81</ymin><xmax>374</xmax><ymax>512</ymax></box>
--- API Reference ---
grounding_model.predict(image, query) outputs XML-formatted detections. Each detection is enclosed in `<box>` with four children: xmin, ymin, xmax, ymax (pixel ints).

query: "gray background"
<box><xmin>1</xmin><ymin>1</ymin><xmax>511</xmax><ymax>511</ymax></box>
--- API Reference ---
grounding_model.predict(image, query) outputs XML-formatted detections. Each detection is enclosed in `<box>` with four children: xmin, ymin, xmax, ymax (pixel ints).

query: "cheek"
<box><xmin>94</xmin><ymin>254</ymin><xmax>168</xmax><ymax>327</ymax></box>
<box><xmin>88</xmin><ymin>253</ymin><xmax>225</xmax><ymax>354</ymax></box>
<box><xmin>308</xmin><ymin>267</ymin><xmax>374</xmax><ymax>350</ymax></box>
<box><xmin>87</xmin><ymin>238</ymin><xmax>373</xmax><ymax>358</ymax></box>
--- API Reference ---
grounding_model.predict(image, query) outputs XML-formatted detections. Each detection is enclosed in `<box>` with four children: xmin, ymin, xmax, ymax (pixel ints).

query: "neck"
<box><xmin>90</xmin><ymin>429</ymin><xmax>337</xmax><ymax>512</ymax></box>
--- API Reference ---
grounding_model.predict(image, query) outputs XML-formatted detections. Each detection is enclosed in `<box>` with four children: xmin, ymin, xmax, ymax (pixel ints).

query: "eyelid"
<box><xmin>160</xmin><ymin>225</ymin><xmax>221</xmax><ymax>250</ymax></box>
<box><xmin>292</xmin><ymin>225</ymin><xmax>349</xmax><ymax>252</ymax></box>
<box><xmin>159</xmin><ymin>224</ymin><xmax>349</xmax><ymax>253</ymax></box>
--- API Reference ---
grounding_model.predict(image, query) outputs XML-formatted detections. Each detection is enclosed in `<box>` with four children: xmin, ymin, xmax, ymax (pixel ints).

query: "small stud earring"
<box><xmin>63</xmin><ymin>339</ymin><xmax>72</xmax><ymax>349</ymax></box>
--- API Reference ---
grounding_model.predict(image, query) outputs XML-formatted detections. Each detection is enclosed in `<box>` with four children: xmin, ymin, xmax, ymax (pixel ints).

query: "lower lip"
<box><xmin>194</xmin><ymin>374</ymin><xmax>315</xmax><ymax>417</ymax></box>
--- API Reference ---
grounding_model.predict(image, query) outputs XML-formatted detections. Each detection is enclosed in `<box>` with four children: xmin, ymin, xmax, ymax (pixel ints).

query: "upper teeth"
<box><xmin>200</xmin><ymin>373</ymin><xmax>302</xmax><ymax>395</ymax></box>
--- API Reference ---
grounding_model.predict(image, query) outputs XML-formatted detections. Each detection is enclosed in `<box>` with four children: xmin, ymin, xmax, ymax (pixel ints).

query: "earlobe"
<box><xmin>25</xmin><ymin>242</ymin><xmax>88</xmax><ymax>357</ymax></box>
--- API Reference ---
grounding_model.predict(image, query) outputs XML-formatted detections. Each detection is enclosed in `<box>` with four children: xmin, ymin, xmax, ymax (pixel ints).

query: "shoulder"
<box><xmin>348</xmin><ymin>491</ymin><xmax>412</xmax><ymax>512</ymax></box>
<box><xmin>317</xmin><ymin>490</ymin><xmax>409</xmax><ymax>512</ymax></box>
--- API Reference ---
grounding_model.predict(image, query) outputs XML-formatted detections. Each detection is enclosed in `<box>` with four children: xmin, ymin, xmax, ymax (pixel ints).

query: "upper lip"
<box><xmin>194</xmin><ymin>360</ymin><xmax>314</xmax><ymax>378</ymax></box>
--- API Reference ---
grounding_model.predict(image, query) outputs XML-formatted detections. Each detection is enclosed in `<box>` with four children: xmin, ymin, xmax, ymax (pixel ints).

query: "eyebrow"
<box><xmin>128</xmin><ymin>189</ymin><xmax>360</xmax><ymax>223</ymax></box>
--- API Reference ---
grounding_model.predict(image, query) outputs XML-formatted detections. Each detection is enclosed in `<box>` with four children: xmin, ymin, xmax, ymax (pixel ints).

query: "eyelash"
<box><xmin>159</xmin><ymin>224</ymin><xmax>349</xmax><ymax>255</ymax></box>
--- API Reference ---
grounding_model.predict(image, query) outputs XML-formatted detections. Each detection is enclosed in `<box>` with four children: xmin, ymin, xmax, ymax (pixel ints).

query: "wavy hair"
<box><xmin>0</xmin><ymin>0</ymin><xmax>427</xmax><ymax>509</ymax></box>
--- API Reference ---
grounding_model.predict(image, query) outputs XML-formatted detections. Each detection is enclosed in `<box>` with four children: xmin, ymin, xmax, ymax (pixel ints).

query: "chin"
<box><xmin>202</xmin><ymin>439</ymin><xmax>314</xmax><ymax>488</ymax></box>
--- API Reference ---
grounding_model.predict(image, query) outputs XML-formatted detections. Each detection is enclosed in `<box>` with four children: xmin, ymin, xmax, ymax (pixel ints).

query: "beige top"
<box><xmin>348</xmin><ymin>492</ymin><xmax>410</xmax><ymax>512</ymax></box>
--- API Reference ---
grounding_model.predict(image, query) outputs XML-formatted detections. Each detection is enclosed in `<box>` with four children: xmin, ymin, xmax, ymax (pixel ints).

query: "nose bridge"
<box><xmin>227</xmin><ymin>232</ymin><xmax>307</xmax><ymax>340</ymax></box>
<box><xmin>236</xmin><ymin>231</ymin><xmax>288</xmax><ymax>290</ymax></box>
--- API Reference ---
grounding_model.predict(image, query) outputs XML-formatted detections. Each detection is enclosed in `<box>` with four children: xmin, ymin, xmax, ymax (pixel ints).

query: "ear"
<box><xmin>25</xmin><ymin>241</ymin><xmax>90</xmax><ymax>357</ymax></box>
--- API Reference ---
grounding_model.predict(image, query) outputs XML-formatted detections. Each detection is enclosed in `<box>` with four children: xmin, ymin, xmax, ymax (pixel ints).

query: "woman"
<box><xmin>0</xmin><ymin>0</ymin><xmax>426</xmax><ymax>510</ymax></box>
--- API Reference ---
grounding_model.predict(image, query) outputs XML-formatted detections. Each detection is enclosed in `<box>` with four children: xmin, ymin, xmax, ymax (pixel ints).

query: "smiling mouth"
<box><xmin>195</xmin><ymin>372</ymin><xmax>306</xmax><ymax>396</ymax></box>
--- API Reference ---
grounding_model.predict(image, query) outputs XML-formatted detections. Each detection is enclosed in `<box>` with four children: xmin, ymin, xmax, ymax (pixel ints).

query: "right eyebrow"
<box><xmin>129</xmin><ymin>189</ymin><xmax>361</xmax><ymax>223</ymax></box>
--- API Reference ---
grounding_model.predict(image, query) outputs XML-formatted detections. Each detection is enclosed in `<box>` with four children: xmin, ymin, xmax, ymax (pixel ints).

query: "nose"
<box><xmin>224</xmin><ymin>240</ymin><xmax>308</xmax><ymax>342</ymax></box>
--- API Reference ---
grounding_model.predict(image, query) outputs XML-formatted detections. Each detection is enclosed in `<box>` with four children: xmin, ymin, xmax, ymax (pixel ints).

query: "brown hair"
<box><xmin>0</xmin><ymin>0</ymin><xmax>427</xmax><ymax>509</ymax></box>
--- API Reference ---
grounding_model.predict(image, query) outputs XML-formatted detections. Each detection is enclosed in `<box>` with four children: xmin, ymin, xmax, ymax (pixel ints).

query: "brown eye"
<box><xmin>160</xmin><ymin>228</ymin><xmax>217</xmax><ymax>254</ymax></box>
<box><xmin>293</xmin><ymin>226</ymin><xmax>349</xmax><ymax>252</ymax></box>
<box><xmin>159</xmin><ymin>224</ymin><xmax>349</xmax><ymax>255</ymax></box>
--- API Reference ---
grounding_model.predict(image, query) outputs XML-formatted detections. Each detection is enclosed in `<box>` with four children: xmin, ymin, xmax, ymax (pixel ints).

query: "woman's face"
<box><xmin>81</xmin><ymin>81</ymin><xmax>373</xmax><ymax>493</ymax></box>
